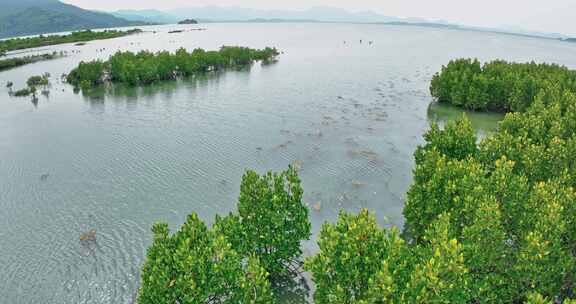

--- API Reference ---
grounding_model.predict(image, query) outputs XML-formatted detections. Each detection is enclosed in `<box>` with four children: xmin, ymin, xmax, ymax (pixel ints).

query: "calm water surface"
<box><xmin>1</xmin><ymin>23</ymin><xmax>576</xmax><ymax>303</ymax></box>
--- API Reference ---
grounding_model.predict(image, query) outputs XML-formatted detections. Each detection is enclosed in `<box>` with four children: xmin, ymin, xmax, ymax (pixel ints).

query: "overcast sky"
<box><xmin>64</xmin><ymin>0</ymin><xmax>576</xmax><ymax>36</ymax></box>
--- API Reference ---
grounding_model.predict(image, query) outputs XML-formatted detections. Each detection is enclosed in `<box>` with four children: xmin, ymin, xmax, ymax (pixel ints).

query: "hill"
<box><xmin>111</xmin><ymin>9</ymin><xmax>179</xmax><ymax>24</ymax></box>
<box><xmin>0</xmin><ymin>0</ymin><xmax>140</xmax><ymax>38</ymax></box>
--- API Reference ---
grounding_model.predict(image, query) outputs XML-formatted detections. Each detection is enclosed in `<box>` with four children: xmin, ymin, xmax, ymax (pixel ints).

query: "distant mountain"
<box><xmin>111</xmin><ymin>9</ymin><xmax>179</xmax><ymax>24</ymax></box>
<box><xmin>383</xmin><ymin>22</ymin><xmax>570</xmax><ymax>40</ymax></box>
<box><xmin>170</xmin><ymin>6</ymin><xmax>427</xmax><ymax>23</ymax></box>
<box><xmin>111</xmin><ymin>6</ymin><xmax>426</xmax><ymax>24</ymax></box>
<box><xmin>496</xmin><ymin>25</ymin><xmax>567</xmax><ymax>40</ymax></box>
<box><xmin>0</xmin><ymin>0</ymin><xmax>140</xmax><ymax>38</ymax></box>
<box><xmin>111</xmin><ymin>5</ymin><xmax>573</xmax><ymax>41</ymax></box>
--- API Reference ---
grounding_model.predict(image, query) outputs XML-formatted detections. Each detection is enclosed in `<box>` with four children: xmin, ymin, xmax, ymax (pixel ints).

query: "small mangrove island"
<box><xmin>0</xmin><ymin>29</ymin><xmax>142</xmax><ymax>54</ymax></box>
<box><xmin>0</xmin><ymin>52</ymin><xmax>64</xmax><ymax>72</ymax></box>
<box><xmin>178</xmin><ymin>19</ymin><xmax>199</xmax><ymax>24</ymax></box>
<box><xmin>430</xmin><ymin>58</ymin><xmax>576</xmax><ymax>112</ymax></box>
<box><xmin>66</xmin><ymin>46</ymin><xmax>279</xmax><ymax>88</ymax></box>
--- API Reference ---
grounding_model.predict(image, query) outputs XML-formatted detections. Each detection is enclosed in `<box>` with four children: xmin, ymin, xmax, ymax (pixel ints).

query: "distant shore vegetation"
<box><xmin>0</xmin><ymin>29</ymin><xmax>142</xmax><ymax>55</ymax></box>
<box><xmin>0</xmin><ymin>52</ymin><xmax>64</xmax><ymax>72</ymax></box>
<box><xmin>178</xmin><ymin>19</ymin><xmax>199</xmax><ymax>24</ymax></box>
<box><xmin>430</xmin><ymin>58</ymin><xmax>576</xmax><ymax>112</ymax></box>
<box><xmin>66</xmin><ymin>46</ymin><xmax>280</xmax><ymax>89</ymax></box>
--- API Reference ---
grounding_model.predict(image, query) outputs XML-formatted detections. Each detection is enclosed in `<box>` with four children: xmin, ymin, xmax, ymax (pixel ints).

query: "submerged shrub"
<box><xmin>26</xmin><ymin>74</ymin><xmax>49</xmax><ymax>88</ymax></box>
<box><xmin>13</xmin><ymin>88</ymin><xmax>33</xmax><ymax>97</ymax></box>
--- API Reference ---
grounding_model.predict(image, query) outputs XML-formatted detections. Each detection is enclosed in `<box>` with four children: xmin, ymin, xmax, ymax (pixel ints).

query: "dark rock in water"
<box><xmin>291</xmin><ymin>159</ymin><xmax>304</xmax><ymax>172</ymax></box>
<box><xmin>40</xmin><ymin>173</ymin><xmax>49</xmax><ymax>181</ymax></box>
<box><xmin>168</xmin><ymin>30</ymin><xmax>184</xmax><ymax>34</ymax></box>
<box><xmin>80</xmin><ymin>229</ymin><xmax>97</xmax><ymax>242</ymax></box>
<box><xmin>313</xmin><ymin>201</ymin><xmax>321</xmax><ymax>211</ymax></box>
<box><xmin>178</xmin><ymin>19</ymin><xmax>198</xmax><ymax>25</ymax></box>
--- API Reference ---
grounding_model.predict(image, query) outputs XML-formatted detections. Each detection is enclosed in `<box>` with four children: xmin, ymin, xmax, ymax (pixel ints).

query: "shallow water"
<box><xmin>427</xmin><ymin>102</ymin><xmax>506</xmax><ymax>137</ymax></box>
<box><xmin>1</xmin><ymin>23</ymin><xmax>575</xmax><ymax>303</ymax></box>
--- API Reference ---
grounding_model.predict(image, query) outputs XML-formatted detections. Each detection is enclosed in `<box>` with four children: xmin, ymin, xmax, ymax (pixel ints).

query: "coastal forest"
<box><xmin>136</xmin><ymin>58</ymin><xmax>576</xmax><ymax>303</ymax></box>
<box><xmin>0</xmin><ymin>52</ymin><xmax>63</xmax><ymax>71</ymax></box>
<box><xmin>0</xmin><ymin>29</ymin><xmax>142</xmax><ymax>55</ymax></box>
<box><xmin>0</xmin><ymin>29</ymin><xmax>143</xmax><ymax>73</ymax></box>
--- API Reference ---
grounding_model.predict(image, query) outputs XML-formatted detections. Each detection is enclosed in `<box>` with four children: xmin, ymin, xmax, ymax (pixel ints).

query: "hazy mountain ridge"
<box><xmin>111</xmin><ymin>9</ymin><xmax>179</xmax><ymax>24</ymax></box>
<box><xmin>0</xmin><ymin>0</ymin><xmax>140</xmax><ymax>38</ymax></box>
<box><xmin>112</xmin><ymin>6</ymin><xmax>427</xmax><ymax>25</ymax></box>
<box><xmin>1</xmin><ymin>1</ymin><xmax>569</xmax><ymax>41</ymax></box>
<box><xmin>111</xmin><ymin>6</ymin><xmax>572</xmax><ymax>41</ymax></box>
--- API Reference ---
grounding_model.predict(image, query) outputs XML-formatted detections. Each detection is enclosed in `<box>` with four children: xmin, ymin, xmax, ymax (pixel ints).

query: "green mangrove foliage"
<box><xmin>305</xmin><ymin>210</ymin><xmax>469</xmax><ymax>304</ymax></box>
<box><xmin>0</xmin><ymin>29</ymin><xmax>141</xmax><ymax>54</ymax></box>
<box><xmin>403</xmin><ymin>84</ymin><xmax>576</xmax><ymax>302</ymax></box>
<box><xmin>138</xmin><ymin>166</ymin><xmax>309</xmax><ymax>303</ymax></box>
<box><xmin>26</xmin><ymin>73</ymin><xmax>50</xmax><ymax>88</ymax></box>
<box><xmin>214</xmin><ymin>167</ymin><xmax>311</xmax><ymax>278</ymax></box>
<box><xmin>10</xmin><ymin>73</ymin><xmax>50</xmax><ymax>97</ymax></box>
<box><xmin>430</xmin><ymin>58</ymin><xmax>576</xmax><ymax>112</ymax></box>
<box><xmin>0</xmin><ymin>52</ymin><xmax>63</xmax><ymax>72</ymax></box>
<box><xmin>66</xmin><ymin>46</ymin><xmax>280</xmax><ymax>88</ymax></box>
<box><xmin>66</xmin><ymin>60</ymin><xmax>106</xmax><ymax>89</ymax></box>
<box><xmin>13</xmin><ymin>88</ymin><xmax>34</xmax><ymax>97</ymax></box>
<box><xmin>526</xmin><ymin>293</ymin><xmax>576</xmax><ymax>304</ymax></box>
<box><xmin>138</xmin><ymin>215</ymin><xmax>273</xmax><ymax>304</ymax></box>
